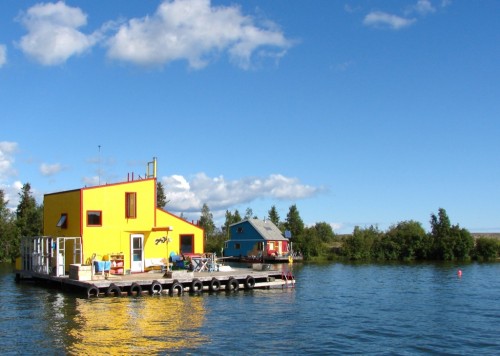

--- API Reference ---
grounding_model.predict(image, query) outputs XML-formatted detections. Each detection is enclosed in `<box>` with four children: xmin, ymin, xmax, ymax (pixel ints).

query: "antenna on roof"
<box><xmin>146</xmin><ymin>157</ymin><xmax>157</xmax><ymax>178</ymax></box>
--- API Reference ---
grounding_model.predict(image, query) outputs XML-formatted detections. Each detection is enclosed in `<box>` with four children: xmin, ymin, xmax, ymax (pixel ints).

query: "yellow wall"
<box><xmin>44</xmin><ymin>189</ymin><xmax>82</xmax><ymax>237</ymax></box>
<box><xmin>148</xmin><ymin>209</ymin><xmax>204</xmax><ymax>258</ymax></box>
<box><xmin>43</xmin><ymin>177</ymin><xmax>204</xmax><ymax>272</ymax></box>
<box><xmin>81</xmin><ymin>179</ymin><xmax>156</xmax><ymax>263</ymax></box>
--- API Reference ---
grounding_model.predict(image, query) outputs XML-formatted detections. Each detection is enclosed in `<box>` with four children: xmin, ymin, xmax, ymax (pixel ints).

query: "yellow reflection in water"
<box><xmin>67</xmin><ymin>296</ymin><xmax>207</xmax><ymax>355</ymax></box>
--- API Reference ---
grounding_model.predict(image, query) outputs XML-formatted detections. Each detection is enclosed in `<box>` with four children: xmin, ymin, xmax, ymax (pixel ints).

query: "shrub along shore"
<box><xmin>326</xmin><ymin>209</ymin><xmax>499</xmax><ymax>262</ymax></box>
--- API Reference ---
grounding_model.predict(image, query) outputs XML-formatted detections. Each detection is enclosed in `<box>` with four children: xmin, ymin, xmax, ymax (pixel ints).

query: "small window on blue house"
<box><xmin>237</xmin><ymin>227</ymin><xmax>244</xmax><ymax>233</ymax></box>
<box><xmin>235</xmin><ymin>243</ymin><xmax>241</xmax><ymax>249</ymax></box>
<box><xmin>56</xmin><ymin>213</ymin><xmax>67</xmax><ymax>229</ymax></box>
<box><xmin>87</xmin><ymin>211</ymin><xmax>102</xmax><ymax>226</ymax></box>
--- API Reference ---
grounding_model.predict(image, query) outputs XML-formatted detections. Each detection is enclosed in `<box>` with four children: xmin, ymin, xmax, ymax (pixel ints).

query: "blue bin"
<box><xmin>94</xmin><ymin>261</ymin><xmax>111</xmax><ymax>272</ymax></box>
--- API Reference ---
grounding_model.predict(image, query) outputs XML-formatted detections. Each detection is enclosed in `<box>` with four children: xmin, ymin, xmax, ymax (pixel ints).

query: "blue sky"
<box><xmin>1</xmin><ymin>0</ymin><xmax>499</xmax><ymax>234</ymax></box>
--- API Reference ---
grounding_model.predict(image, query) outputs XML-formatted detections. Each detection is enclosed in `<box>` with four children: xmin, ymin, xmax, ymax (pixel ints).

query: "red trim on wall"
<box><xmin>81</xmin><ymin>177</ymin><xmax>156</xmax><ymax>191</ymax></box>
<box><xmin>80</xmin><ymin>189</ymin><xmax>83</xmax><ymax>236</ymax></box>
<box><xmin>154</xmin><ymin>178</ymin><xmax>157</xmax><ymax>227</ymax></box>
<box><xmin>156</xmin><ymin>207</ymin><xmax>204</xmax><ymax>230</ymax></box>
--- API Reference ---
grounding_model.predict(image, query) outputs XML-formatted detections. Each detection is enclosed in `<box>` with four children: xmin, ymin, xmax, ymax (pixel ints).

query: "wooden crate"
<box><xmin>69</xmin><ymin>264</ymin><xmax>92</xmax><ymax>281</ymax></box>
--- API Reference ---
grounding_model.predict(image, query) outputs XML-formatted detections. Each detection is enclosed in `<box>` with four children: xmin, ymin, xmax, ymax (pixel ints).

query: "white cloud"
<box><xmin>416</xmin><ymin>0</ymin><xmax>436</xmax><ymax>14</ymax></box>
<box><xmin>0</xmin><ymin>143</ymin><xmax>22</xmax><ymax>209</ymax></box>
<box><xmin>0</xmin><ymin>181</ymin><xmax>23</xmax><ymax>210</ymax></box>
<box><xmin>0</xmin><ymin>141</ymin><xmax>18</xmax><ymax>182</ymax></box>
<box><xmin>106</xmin><ymin>0</ymin><xmax>292</xmax><ymax>69</ymax></box>
<box><xmin>40</xmin><ymin>163</ymin><xmax>62</xmax><ymax>176</ymax></box>
<box><xmin>0</xmin><ymin>45</ymin><xmax>6</xmax><ymax>68</ymax></box>
<box><xmin>18</xmin><ymin>1</ymin><xmax>100</xmax><ymax>65</ymax></box>
<box><xmin>407</xmin><ymin>0</ymin><xmax>436</xmax><ymax>16</ymax></box>
<box><xmin>161</xmin><ymin>172</ymin><xmax>320</xmax><ymax>214</ymax></box>
<box><xmin>363</xmin><ymin>11</ymin><xmax>416</xmax><ymax>30</ymax></box>
<box><xmin>329</xmin><ymin>222</ymin><xmax>343</xmax><ymax>232</ymax></box>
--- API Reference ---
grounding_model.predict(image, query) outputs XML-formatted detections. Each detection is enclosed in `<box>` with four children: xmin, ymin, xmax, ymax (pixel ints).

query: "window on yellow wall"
<box><xmin>180</xmin><ymin>235</ymin><xmax>194</xmax><ymax>254</ymax></box>
<box><xmin>126</xmin><ymin>192</ymin><xmax>137</xmax><ymax>219</ymax></box>
<box><xmin>56</xmin><ymin>213</ymin><xmax>67</xmax><ymax>229</ymax></box>
<box><xmin>87</xmin><ymin>211</ymin><xmax>102</xmax><ymax>226</ymax></box>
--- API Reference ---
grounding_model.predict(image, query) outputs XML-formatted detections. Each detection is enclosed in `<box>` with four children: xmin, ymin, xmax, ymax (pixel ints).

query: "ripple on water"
<box><xmin>1</xmin><ymin>262</ymin><xmax>499</xmax><ymax>355</ymax></box>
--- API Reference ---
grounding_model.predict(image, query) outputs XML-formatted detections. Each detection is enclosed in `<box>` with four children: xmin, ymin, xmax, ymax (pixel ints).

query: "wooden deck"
<box><xmin>15</xmin><ymin>267</ymin><xmax>296</xmax><ymax>298</ymax></box>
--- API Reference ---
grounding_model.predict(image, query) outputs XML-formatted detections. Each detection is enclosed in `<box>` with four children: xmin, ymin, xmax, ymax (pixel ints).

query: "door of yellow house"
<box><xmin>131</xmin><ymin>234</ymin><xmax>144</xmax><ymax>273</ymax></box>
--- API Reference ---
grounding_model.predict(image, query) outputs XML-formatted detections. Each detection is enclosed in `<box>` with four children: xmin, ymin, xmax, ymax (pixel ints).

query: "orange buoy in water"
<box><xmin>457</xmin><ymin>269</ymin><xmax>462</xmax><ymax>277</ymax></box>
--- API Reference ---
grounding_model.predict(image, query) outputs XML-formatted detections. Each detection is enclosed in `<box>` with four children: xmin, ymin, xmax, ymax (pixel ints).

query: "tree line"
<box><xmin>198</xmin><ymin>204</ymin><xmax>500</xmax><ymax>262</ymax></box>
<box><xmin>340</xmin><ymin>208</ymin><xmax>499</xmax><ymax>262</ymax></box>
<box><xmin>1</xmin><ymin>181</ymin><xmax>499</xmax><ymax>263</ymax></box>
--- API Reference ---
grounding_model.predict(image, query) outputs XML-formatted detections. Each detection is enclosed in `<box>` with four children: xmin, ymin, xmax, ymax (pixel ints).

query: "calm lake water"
<box><xmin>1</xmin><ymin>262</ymin><xmax>499</xmax><ymax>355</ymax></box>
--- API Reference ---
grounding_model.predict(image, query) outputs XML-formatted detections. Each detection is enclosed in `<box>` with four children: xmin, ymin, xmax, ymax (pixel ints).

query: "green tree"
<box><xmin>244</xmin><ymin>207</ymin><xmax>254</xmax><ymax>220</ymax></box>
<box><xmin>449</xmin><ymin>225</ymin><xmax>474</xmax><ymax>260</ymax></box>
<box><xmin>475</xmin><ymin>237</ymin><xmax>499</xmax><ymax>261</ymax></box>
<box><xmin>296</xmin><ymin>227</ymin><xmax>319</xmax><ymax>259</ymax></box>
<box><xmin>343</xmin><ymin>225</ymin><xmax>381</xmax><ymax>260</ymax></box>
<box><xmin>11</xmin><ymin>183</ymin><xmax>42</xmax><ymax>262</ymax></box>
<box><xmin>430</xmin><ymin>208</ymin><xmax>452</xmax><ymax>259</ymax></box>
<box><xmin>199</xmin><ymin>203</ymin><xmax>216</xmax><ymax>239</ymax></box>
<box><xmin>233</xmin><ymin>209</ymin><xmax>242</xmax><ymax>223</ymax></box>
<box><xmin>284</xmin><ymin>204</ymin><xmax>304</xmax><ymax>241</ymax></box>
<box><xmin>372</xmin><ymin>233</ymin><xmax>400</xmax><ymax>261</ymax></box>
<box><xmin>267</xmin><ymin>205</ymin><xmax>280</xmax><ymax>226</ymax></box>
<box><xmin>223</xmin><ymin>210</ymin><xmax>232</xmax><ymax>238</ymax></box>
<box><xmin>296</xmin><ymin>223</ymin><xmax>335</xmax><ymax>259</ymax></box>
<box><xmin>156</xmin><ymin>181</ymin><xmax>168</xmax><ymax>208</ymax></box>
<box><xmin>313</xmin><ymin>222</ymin><xmax>335</xmax><ymax>243</ymax></box>
<box><xmin>204</xmin><ymin>229</ymin><xmax>226</xmax><ymax>255</ymax></box>
<box><xmin>430</xmin><ymin>208</ymin><xmax>451</xmax><ymax>237</ymax></box>
<box><xmin>0</xmin><ymin>190</ymin><xmax>17</xmax><ymax>261</ymax></box>
<box><xmin>223</xmin><ymin>210</ymin><xmax>242</xmax><ymax>238</ymax></box>
<box><xmin>429</xmin><ymin>208</ymin><xmax>473</xmax><ymax>260</ymax></box>
<box><xmin>16</xmin><ymin>183</ymin><xmax>42</xmax><ymax>238</ymax></box>
<box><xmin>384</xmin><ymin>220</ymin><xmax>429</xmax><ymax>260</ymax></box>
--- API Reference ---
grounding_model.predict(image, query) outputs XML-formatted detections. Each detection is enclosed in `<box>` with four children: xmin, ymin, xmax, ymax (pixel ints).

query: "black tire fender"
<box><xmin>191</xmin><ymin>278</ymin><xmax>203</xmax><ymax>293</ymax></box>
<box><xmin>209</xmin><ymin>278</ymin><xmax>221</xmax><ymax>292</ymax></box>
<box><xmin>150</xmin><ymin>280</ymin><xmax>163</xmax><ymax>295</ymax></box>
<box><xmin>225</xmin><ymin>277</ymin><xmax>239</xmax><ymax>292</ymax></box>
<box><xmin>170</xmin><ymin>281</ymin><xmax>184</xmax><ymax>296</ymax></box>
<box><xmin>106</xmin><ymin>284</ymin><xmax>121</xmax><ymax>297</ymax></box>
<box><xmin>87</xmin><ymin>285</ymin><xmax>99</xmax><ymax>298</ymax></box>
<box><xmin>129</xmin><ymin>282</ymin><xmax>143</xmax><ymax>296</ymax></box>
<box><xmin>244</xmin><ymin>275</ymin><xmax>255</xmax><ymax>290</ymax></box>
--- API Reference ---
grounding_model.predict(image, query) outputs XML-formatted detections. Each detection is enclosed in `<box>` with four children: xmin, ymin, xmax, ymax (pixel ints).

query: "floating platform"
<box><xmin>15</xmin><ymin>267</ymin><xmax>295</xmax><ymax>298</ymax></box>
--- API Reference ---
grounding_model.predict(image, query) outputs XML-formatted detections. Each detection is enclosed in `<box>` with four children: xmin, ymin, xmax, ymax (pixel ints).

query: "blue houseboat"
<box><xmin>223</xmin><ymin>219</ymin><xmax>301</xmax><ymax>263</ymax></box>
